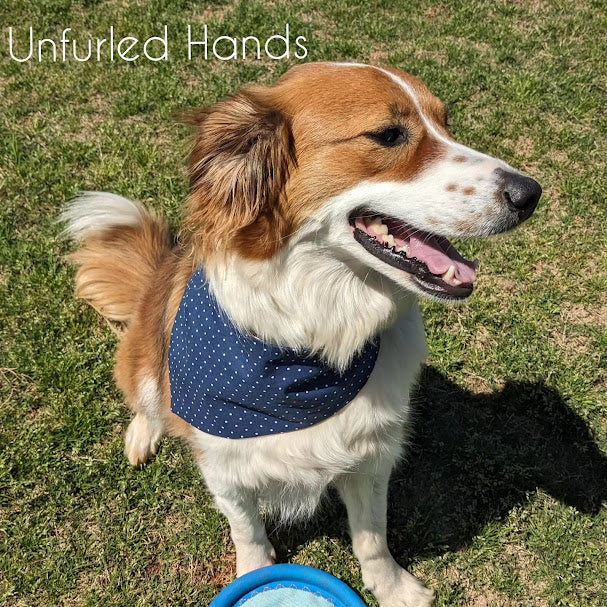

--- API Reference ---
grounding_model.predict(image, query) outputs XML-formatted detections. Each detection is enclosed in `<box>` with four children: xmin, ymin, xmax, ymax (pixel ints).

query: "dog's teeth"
<box><xmin>395</xmin><ymin>244</ymin><xmax>409</xmax><ymax>254</ymax></box>
<box><xmin>384</xmin><ymin>234</ymin><xmax>395</xmax><ymax>249</ymax></box>
<box><xmin>369</xmin><ymin>220</ymin><xmax>388</xmax><ymax>235</ymax></box>
<box><xmin>442</xmin><ymin>265</ymin><xmax>456</xmax><ymax>282</ymax></box>
<box><xmin>452</xmin><ymin>278</ymin><xmax>462</xmax><ymax>286</ymax></box>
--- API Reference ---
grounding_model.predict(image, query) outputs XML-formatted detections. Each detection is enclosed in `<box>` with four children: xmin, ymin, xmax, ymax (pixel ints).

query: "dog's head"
<box><xmin>184</xmin><ymin>62</ymin><xmax>541</xmax><ymax>303</ymax></box>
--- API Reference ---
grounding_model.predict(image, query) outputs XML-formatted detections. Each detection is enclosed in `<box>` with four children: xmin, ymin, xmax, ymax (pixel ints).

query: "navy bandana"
<box><xmin>168</xmin><ymin>268</ymin><xmax>380</xmax><ymax>439</ymax></box>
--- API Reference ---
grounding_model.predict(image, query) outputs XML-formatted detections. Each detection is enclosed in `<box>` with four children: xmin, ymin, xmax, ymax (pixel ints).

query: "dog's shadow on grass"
<box><xmin>272</xmin><ymin>365</ymin><xmax>607</xmax><ymax>562</ymax></box>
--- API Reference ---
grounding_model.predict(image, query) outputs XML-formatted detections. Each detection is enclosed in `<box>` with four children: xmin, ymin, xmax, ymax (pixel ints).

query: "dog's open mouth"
<box><xmin>349</xmin><ymin>210</ymin><xmax>478</xmax><ymax>300</ymax></box>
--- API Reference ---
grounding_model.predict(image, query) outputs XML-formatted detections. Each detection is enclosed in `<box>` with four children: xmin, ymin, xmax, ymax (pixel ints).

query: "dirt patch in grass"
<box><xmin>195</xmin><ymin>529</ymin><xmax>237</xmax><ymax>588</ymax></box>
<box><xmin>560</xmin><ymin>301</ymin><xmax>607</xmax><ymax>329</ymax></box>
<box><xmin>461</xmin><ymin>371</ymin><xmax>501</xmax><ymax>394</ymax></box>
<box><xmin>192</xmin><ymin>6</ymin><xmax>235</xmax><ymax>22</ymax></box>
<box><xmin>492</xmin><ymin>277</ymin><xmax>519</xmax><ymax>293</ymax></box>
<box><xmin>465</xmin><ymin>592</ymin><xmax>515</xmax><ymax>607</ymax></box>
<box><xmin>550</xmin><ymin>327</ymin><xmax>591</xmax><ymax>361</ymax></box>
<box><xmin>441</xmin><ymin>545</ymin><xmax>549</xmax><ymax>607</ymax></box>
<box><xmin>301</xmin><ymin>10</ymin><xmax>338</xmax><ymax>30</ymax></box>
<box><xmin>509</xmin><ymin>0</ymin><xmax>551</xmax><ymax>10</ymax></box>
<box><xmin>503</xmin><ymin>544</ymin><xmax>548</xmax><ymax>605</ymax></box>
<box><xmin>515</xmin><ymin>135</ymin><xmax>536</xmax><ymax>160</ymax></box>
<box><xmin>370</xmin><ymin>49</ymin><xmax>395</xmax><ymax>64</ymax></box>
<box><xmin>414</xmin><ymin>48</ymin><xmax>448</xmax><ymax>66</ymax></box>
<box><xmin>198</xmin><ymin>552</ymin><xmax>236</xmax><ymax>587</ymax></box>
<box><xmin>441</xmin><ymin>565</ymin><xmax>515</xmax><ymax>607</ymax></box>
<box><xmin>425</xmin><ymin>5</ymin><xmax>447</xmax><ymax>18</ymax></box>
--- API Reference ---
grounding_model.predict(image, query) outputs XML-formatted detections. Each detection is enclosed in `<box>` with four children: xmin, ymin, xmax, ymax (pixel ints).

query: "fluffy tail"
<box><xmin>60</xmin><ymin>192</ymin><xmax>171</xmax><ymax>324</ymax></box>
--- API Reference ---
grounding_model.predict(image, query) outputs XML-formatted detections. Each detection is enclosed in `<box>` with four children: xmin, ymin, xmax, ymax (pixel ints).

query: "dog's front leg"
<box><xmin>336</xmin><ymin>460</ymin><xmax>435</xmax><ymax>607</ymax></box>
<box><xmin>212</xmin><ymin>488</ymin><xmax>276</xmax><ymax>577</ymax></box>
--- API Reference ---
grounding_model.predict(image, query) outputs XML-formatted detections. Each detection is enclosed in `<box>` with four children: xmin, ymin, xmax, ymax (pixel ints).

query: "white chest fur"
<box><xmin>194</xmin><ymin>302</ymin><xmax>427</xmax><ymax>521</ymax></box>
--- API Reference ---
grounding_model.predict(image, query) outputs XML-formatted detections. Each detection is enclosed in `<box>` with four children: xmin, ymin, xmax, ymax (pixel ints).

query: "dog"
<box><xmin>61</xmin><ymin>62</ymin><xmax>541</xmax><ymax>607</ymax></box>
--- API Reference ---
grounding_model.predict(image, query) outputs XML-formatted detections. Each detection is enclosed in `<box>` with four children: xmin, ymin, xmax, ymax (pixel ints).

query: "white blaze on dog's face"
<box><xmin>185</xmin><ymin>62</ymin><xmax>541</xmax><ymax>303</ymax></box>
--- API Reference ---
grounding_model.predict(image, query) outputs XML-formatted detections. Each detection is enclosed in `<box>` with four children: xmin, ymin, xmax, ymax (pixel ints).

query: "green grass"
<box><xmin>1</xmin><ymin>0</ymin><xmax>606</xmax><ymax>605</ymax></box>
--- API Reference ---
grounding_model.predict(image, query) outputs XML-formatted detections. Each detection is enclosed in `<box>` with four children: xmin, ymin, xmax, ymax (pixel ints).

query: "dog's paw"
<box><xmin>235</xmin><ymin>542</ymin><xmax>276</xmax><ymax>578</ymax></box>
<box><xmin>372</xmin><ymin>568</ymin><xmax>435</xmax><ymax>607</ymax></box>
<box><xmin>124</xmin><ymin>414</ymin><xmax>163</xmax><ymax>466</ymax></box>
<box><xmin>395</xmin><ymin>581</ymin><xmax>434</xmax><ymax>607</ymax></box>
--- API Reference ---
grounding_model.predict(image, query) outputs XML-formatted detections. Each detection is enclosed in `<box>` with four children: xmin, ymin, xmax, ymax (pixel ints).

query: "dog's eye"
<box><xmin>368</xmin><ymin>126</ymin><xmax>409</xmax><ymax>148</ymax></box>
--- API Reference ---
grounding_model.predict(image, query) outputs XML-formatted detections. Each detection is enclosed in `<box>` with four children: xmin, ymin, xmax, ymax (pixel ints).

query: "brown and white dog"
<box><xmin>62</xmin><ymin>62</ymin><xmax>541</xmax><ymax>607</ymax></box>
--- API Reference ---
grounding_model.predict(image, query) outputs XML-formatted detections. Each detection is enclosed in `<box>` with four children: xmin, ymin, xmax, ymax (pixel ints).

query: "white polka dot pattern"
<box><xmin>168</xmin><ymin>269</ymin><xmax>380</xmax><ymax>439</ymax></box>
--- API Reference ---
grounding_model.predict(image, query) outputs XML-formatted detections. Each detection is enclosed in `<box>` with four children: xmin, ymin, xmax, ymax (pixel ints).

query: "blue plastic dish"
<box><xmin>210</xmin><ymin>564</ymin><xmax>366</xmax><ymax>607</ymax></box>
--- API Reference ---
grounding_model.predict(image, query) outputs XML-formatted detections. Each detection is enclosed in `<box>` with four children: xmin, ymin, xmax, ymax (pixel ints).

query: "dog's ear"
<box><xmin>182</xmin><ymin>87</ymin><xmax>295</xmax><ymax>261</ymax></box>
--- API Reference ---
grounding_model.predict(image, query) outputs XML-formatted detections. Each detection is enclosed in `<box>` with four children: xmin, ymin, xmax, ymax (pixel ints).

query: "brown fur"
<box><xmin>67</xmin><ymin>203</ymin><xmax>193</xmax><ymax>440</ymax></box>
<box><xmin>114</xmin><ymin>250</ymin><xmax>194</xmax><ymax>441</ymax></box>
<box><xmin>183</xmin><ymin>87</ymin><xmax>296</xmax><ymax>263</ymax></box>
<box><xmin>68</xmin><ymin>207</ymin><xmax>171</xmax><ymax>324</ymax></box>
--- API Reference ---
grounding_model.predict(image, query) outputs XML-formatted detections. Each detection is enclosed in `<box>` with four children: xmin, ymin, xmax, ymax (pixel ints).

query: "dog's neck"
<box><xmin>203</xmin><ymin>242</ymin><xmax>417</xmax><ymax>370</ymax></box>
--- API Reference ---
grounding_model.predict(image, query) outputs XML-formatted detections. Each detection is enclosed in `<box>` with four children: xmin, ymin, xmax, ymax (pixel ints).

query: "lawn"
<box><xmin>1</xmin><ymin>0</ymin><xmax>606</xmax><ymax>606</ymax></box>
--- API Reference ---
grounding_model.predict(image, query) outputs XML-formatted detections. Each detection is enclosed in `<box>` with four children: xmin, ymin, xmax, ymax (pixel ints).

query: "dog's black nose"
<box><xmin>499</xmin><ymin>171</ymin><xmax>542</xmax><ymax>215</ymax></box>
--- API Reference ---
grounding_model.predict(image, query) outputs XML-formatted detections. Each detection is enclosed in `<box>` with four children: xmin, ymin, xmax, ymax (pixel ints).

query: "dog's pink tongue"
<box><xmin>408</xmin><ymin>234</ymin><xmax>477</xmax><ymax>284</ymax></box>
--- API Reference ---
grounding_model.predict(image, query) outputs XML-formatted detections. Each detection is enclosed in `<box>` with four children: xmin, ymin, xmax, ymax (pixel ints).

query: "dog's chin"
<box><xmin>403</xmin><ymin>274</ymin><xmax>474</xmax><ymax>304</ymax></box>
<box><xmin>347</xmin><ymin>210</ymin><xmax>478</xmax><ymax>304</ymax></box>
